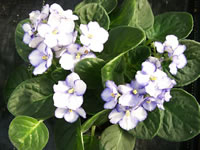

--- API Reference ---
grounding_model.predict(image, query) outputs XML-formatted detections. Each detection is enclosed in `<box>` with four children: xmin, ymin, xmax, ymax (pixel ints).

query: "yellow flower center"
<box><xmin>52</xmin><ymin>29</ymin><xmax>58</xmax><ymax>35</ymax></box>
<box><xmin>84</xmin><ymin>50</ymin><xmax>89</xmax><ymax>54</ymax></box>
<box><xmin>150</xmin><ymin>76</ymin><xmax>157</xmax><ymax>81</ymax></box>
<box><xmin>88</xmin><ymin>34</ymin><xmax>93</xmax><ymax>39</ymax></box>
<box><xmin>42</xmin><ymin>55</ymin><xmax>48</xmax><ymax>60</ymax></box>
<box><xmin>76</xmin><ymin>53</ymin><xmax>81</xmax><ymax>59</ymax></box>
<box><xmin>42</xmin><ymin>20</ymin><xmax>47</xmax><ymax>23</ymax></box>
<box><xmin>132</xmin><ymin>89</ymin><xmax>138</xmax><ymax>95</ymax></box>
<box><xmin>69</xmin><ymin>109</ymin><xmax>73</xmax><ymax>112</ymax></box>
<box><xmin>146</xmin><ymin>100</ymin><xmax>151</xmax><ymax>104</ymax></box>
<box><xmin>68</xmin><ymin>88</ymin><xmax>74</xmax><ymax>94</ymax></box>
<box><xmin>125</xmin><ymin>110</ymin><xmax>131</xmax><ymax>117</ymax></box>
<box><xmin>111</xmin><ymin>93</ymin><xmax>115</xmax><ymax>97</ymax></box>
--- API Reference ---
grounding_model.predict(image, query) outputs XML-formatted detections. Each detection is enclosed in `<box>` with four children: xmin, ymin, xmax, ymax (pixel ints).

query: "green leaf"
<box><xmin>101</xmin><ymin>53</ymin><xmax>126</xmax><ymax>85</ymax></box>
<box><xmin>124</xmin><ymin>46</ymin><xmax>151</xmax><ymax>81</ymax></box>
<box><xmin>164</xmin><ymin>40</ymin><xmax>200</xmax><ymax>87</ymax></box>
<box><xmin>75</xmin><ymin>3</ymin><xmax>110</xmax><ymax>30</ymax></box>
<box><xmin>74</xmin><ymin>58</ymin><xmax>105</xmax><ymax>89</ymax></box>
<box><xmin>84</xmin><ymin>135</ymin><xmax>99</xmax><ymax>150</ymax></box>
<box><xmin>146</xmin><ymin>12</ymin><xmax>193</xmax><ymax>41</ymax></box>
<box><xmin>128</xmin><ymin>108</ymin><xmax>161</xmax><ymax>139</ymax></box>
<box><xmin>81</xmin><ymin>109</ymin><xmax>110</xmax><ymax>133</ymax></box>
<box><xmin>7</xmin><ymin>76</ymin><xmax>55</xmax><ymax>120</ymax></box>
<box><xmin>158</xmin><ymin>88</ymin><xmax>200</xmax><ymax>142</ymax></box>
<box><xmin>9</xmin><ymin>116</ymin><xmax>49</xmax><ymax>150</ymax></box>
<box><xmin>51</xmin><ymin>67</ymin><xmax>70</xmax><ymax>82</ymax></box>
<box><xmin>99</xmin><ymin>26</ymin><xmax>145</xmax><ymax>61</ymax></box>
<box><xmin>129</xmin><ymin>0</ymin><xmax>154</xmax><ymax>30</ymax></box>
<box><xmin>83</xmin><ymin>88</ymin><xmax>104</xmax><ymax>115</ymax></box>
<box><xmin>109</xmin><ymin>0</ymin><xmax>136</xmax><ymax>28</ymax></box>
<box><xmin>4</xmin><ymin>65</ymin><xmax>32</xmax><ymax>103</ymax></box>
<box><xmin>15</xmin><ymin>19</ymin><xmax>33</xmax><ymax>62</ymax></box>
<box><xmin>99</xmin><ymin>125</ymin><xmax>135</xmax><ymax>150</ymax></box>
<box><xmin>55</xmin><ymin>119</ymin><xmax>84</xmax><ymax>150</ymax></box>
<box><xmin>75</xmin><ymin>0</ymin><xmax>117</xmax><ymax>14</ymax></box>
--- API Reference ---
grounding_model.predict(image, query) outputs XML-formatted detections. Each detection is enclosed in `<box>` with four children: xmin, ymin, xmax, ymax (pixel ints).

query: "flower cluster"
<box><xmin>154</xmin><ymin>35</ymin><xmax>187</xmax><ymax>75</ymax></box>
<box><xmin>53</xmin><ymin>72</ymin><xmax>87</xmax><ymax>123</ymax></box>
<box><xmin>101</xmin><ymin>56</ymin><xmax>177</xmax><ymax>131</ymax></box>
<box><xmin>23</xmin><ymin>3</ymin><xmax>109</xmax><ymax>75</ymax></box>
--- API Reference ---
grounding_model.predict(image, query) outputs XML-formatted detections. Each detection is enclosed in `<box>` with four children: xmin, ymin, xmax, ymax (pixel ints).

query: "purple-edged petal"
<box><xmin>119</xmin><ymin>115</ymin><xmax>138</xmax><ymax>130</ymax></box>
<box><xmin>142</xmin><ymin>62</ymin><xmax>156</xmax><ymax>74</ymax></box>
<box><xmin>177</xmin><ymin>54</ymin><xmax>187</xmax><ymax>69</ymax></box>
<box><xmin>66</xmin><ymin>94</ymin><xmax>83</xmax><ymax>110</ymax></box>
<box><xmin>64</xmin><ymin>110</ymin><xmax>79</xmax><ymax>123</ymax></box>
<box><xmin>169</xmin><ymin>63</ymin><xmax>177</xmax><ymax>75</ymax></box>
<box><xmin>33</xmin><ymin>61</ymin><xmax>47</xmax><ymax>75</ymax></box>
<box><xmin>118</xmin><ymin>94</ymin><xmax>140</xmax><ymax>107</ymax></box>
<box><xmin>23</xmin><ymin>33</ymin><xmax>31</xmax><ymax>44</ymax></box>
<box><xmin>29</xmin><ymin>37</ymin><xmax>44</xmax><ymax>48</ymax></box>
<box><xmin>173</xmin><ymin>45</ymin><xmax>186</xmax><ymax>56</ymax></box>
<box><xmin>101</xmin><ymin>88</ymin><xmax>114</xmax><ymax>102</ymax></box>
<box><xmin>104</xmin><ymin>100</ymin><xmax>117</xmax><ymax>109</ymax></box>
<box><xmin>55</xmin><ymin>108</ymin><xmax>67</xmax><ymax>118</ymax></box>
<box><xmin>65</xmin><ymin>72</ymin><xmax>80</xmax><ymax>87</ymax></box>
<box><xmin>22</xmin><ymin>23</ymin><xmax>32</xmax><ymax>32</ymax></box>
<box><xmin>74</xmin><ymin>80</ymin><xmax>87</xmax><ymax>96</ymax></box>
<box><xmin>135</xmin><ymin>71</ymin><xmax>150</xmax><ymax>85</ymax></box>
<box><xmin>118</xmin><ymin>84</ymin><xmax>132</xmax><ymax>94</ymax></box>
<box><xmin>143</xmin><ymin>100</ymin><xmax>157</xmax><ymax>111</ymax></box>
<box><xmin>76</xmin><ymin>107</ymin><xmax>86</xmax><ymax>118</ymax></box>
<box><xmin>108</xmin><ymin>109</ymin><xmax>124</xmax><ymax>124</ymax></box>
<box><xmin>131</xmin><ymin>106</ymin><xmax>147</xmax><ymax>121</ymax></box>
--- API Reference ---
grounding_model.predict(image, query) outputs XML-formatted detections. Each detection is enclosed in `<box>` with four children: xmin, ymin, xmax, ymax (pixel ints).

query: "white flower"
<box><xmin>80</xmin><ymin>21</ymin><xmax>109</xmax><ymax>52</ymax></box>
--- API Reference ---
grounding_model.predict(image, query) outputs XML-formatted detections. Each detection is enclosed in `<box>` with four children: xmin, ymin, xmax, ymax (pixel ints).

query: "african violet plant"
<box><xmin>4</xmin><ymin>0</ymin><xmax>200</xmax><ymax>150</ymax></box>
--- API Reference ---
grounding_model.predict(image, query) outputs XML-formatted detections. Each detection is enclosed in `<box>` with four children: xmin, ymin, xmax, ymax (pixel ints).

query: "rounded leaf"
<box><xmin>9</xmin><ymin>116</ymin><xmax>49</xmax><ymax>150</ymax></box>
<box><xmin>158</xmin><ymin>88</ymin><xmax>200</xmax><ymax>142</ymax></box>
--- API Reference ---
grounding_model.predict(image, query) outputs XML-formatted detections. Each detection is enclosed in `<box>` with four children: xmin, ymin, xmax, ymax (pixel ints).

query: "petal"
<box><xmin>80</xmin><ymin>24</ymin><xmax>89</xmax><ymax>35</ymax></box>
<box><xmin>142</xmin><ymin>61</ymin><xmax>156</xmax><ymax>74</ymax></box>
<box><xmin>37</xmin><ymin>24</ymin><xmax>51</xmax><ymax>37</ymax></box>
<box><xmin>142</xmin><ymin>101</ymin><xmax>157</xmax><ymax>111</ymax></box>
<box><xmin>101</xmin><ymin>88</ymin><xmax>113</xmax><ymax>102</ymax></box>
<box><xmin>104</xmin><ymin>100</ymin><xmax>117</xmax><ymax>109</ymax></box>
<box><xmin>63</xmin><ymin>10</ymin><xmax>79</xmax><ymax>20</ymax></box>
<box><xmin>53</xmin><ymin>46</ymin><xmax>67</xmax><ymax>58</ymax></box>
<box><xmin>29</xmin><ymin>37</ymin><xmax>44</xmax><ymax>48</ymax></box>
<box><xmin>53</xmin><ymin>92</ymin><xmax>69</xmax><ymax>108</ymax></box>
<box><xmin>55</xmin><ymin>108</ymin><xmax>67</xmax><ymax>118</ymax></box>
<box><xmin>94</xmin><ymin>27</ymin><xmax>109</xmax><ymax>44</ymax></box>
<box><xmin>119</xmin><ymin>115</ymin><xmax>138</xmax><ymax>130</ymax></box>
<box><xmin>131</xmin><ymin>107</ymin><xmax>147</xmax><ymax>121</ymax></box>
<box><xmin>177</xmin><ymin>54</ymin><xmax>187</xmax><ymax>69</ymax></box>
<box><xmin>59</xmin><ymin>53</ymin><xmax>75</xmax><ymax>70</ymax></box>
<box><xmin>67</xmin><ymin>44</ymin><xmax>80</xmax><ymax>54</ymax></box>
<box><xmin>74</xmin><ymin>80</ymin><xmax>87</xmax><ymax>96</ymax></box>
<box><xmin>66</xmin><ymin>94</ymin><xmax>83</xmax><ymax>110</ymax></box>
<box><xmin>108</xmin><ymin>109</ymin><xmax>124</xmax><ymax>124</ymax></box>
<box><xmin>53</xmin><ymin>81</ymin><xmax>70</xmax><ymax>93</ymax></box>
<box><xmin>118</xmin><ymin>94</ymin><xmax>140</xmax><ymax>107</ymax></box>
<box><xmin>105</xmin><ymin>80</ymin><xmax>118</xmax><ymax>93</ymax></box>
<box><xmin>29</xmin><ymin>50</ymin><xmax>44</xmax><ymax>66</ymax></box>
<box><xmin>165</xmin><ymin>35</ymin><xmax>179</xmax><ymax>49</ymax></box>
<box><xmin>22</xmin><ymin>23</ymin><xmax>32</xmax><ymax>32</ymax></box>
<box><xmin>118</xmin><ymin>85</ymin><xmax>132</xmax><ymax>94</ymax></box>
<box><xmin>50</xmin><ymin>3</ymin><xmax>64</xmax><ymax>14</ymax></box>
<box><xmin>64</xmin><ymin>110</ymin><xmax>79</xmax><ymax>123</ymax></box>
<box><xmin>59</xmin><ymin>19</ymin><xmax>75</xmax><ymax>33</ymax></box>
<box><xmin>76</xmin><ymin>107</ymin><xmax>86</xmax><ymax>118</ymax></box>
<box><xmin>33</xmin><ymin>61</ymin><xmax>47</xmax><ymax>75</ymax></box>
<box><xmin>145</xmin><ymin>82</ymin><xmax>162</xmax><ymax>98</ymax></box>
<box><xmin>44</xmin><ymin>34</ymin><xmax>58</xmax><ymax>48</ymax></box>
<box><xmin>23</xmin><ymin>33</ymin><xmax>31</xmax><ymax>44</ymax></box>
<box><xmin>48</xmin><ymin>13</ymin><xmax>61</xmax><ymax>28</ymax></box>
<box><xmin>88</xmin><ymin>22</ymin><xmax>100</xmax><ymax>32</ymax></box>
<box><xmin>169</xmin><ymin>63</ymin><xmax>177</xmax><ymax>75</ymax></box>
<box><xmin>154</xmin><ymin>41</ymin><xmax>164</xmax><ymax>53</ymax></box>
<box><xmin>88</xmin><ymin>42</ymin><xmax>104</xmax><ymax>52</ymax></box>
<box><xmin>80</xmin><ymin>35</ymin><xmax>90</xmax><ymax>46</ymax></box>
<box><xmin>173</xmin><ymin>45</ymin><xmax>186</xmax><ymax>56</ymax></box>
<box><xmin>66</xmin><ymin>72</ymin><xmax>80</xmax><ymax>87</ymax></box>
<box><xmin>57</xmin><ymin>33</ymin><xmax>73</xmax><ymax>46</ymax></box>
<box><xmin>135</xmin><ymin>71</ymin><xmax>150</xmax><ymax>85</ymax></box>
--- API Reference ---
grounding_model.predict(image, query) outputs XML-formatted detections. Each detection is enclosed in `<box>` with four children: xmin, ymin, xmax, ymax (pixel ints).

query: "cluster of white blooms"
<box><xmin>22</xmin><ymin>3</ymin><xmax>109</xmax><ymax>123</ymax></box>
<box><xmin>23</xmin><ymin>3</ymin><xmax>109</xmax><ymax>75</ymax></box>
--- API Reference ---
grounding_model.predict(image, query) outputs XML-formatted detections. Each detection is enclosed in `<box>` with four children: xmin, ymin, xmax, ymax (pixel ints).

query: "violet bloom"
<box><xmin>53</xmin><ymin>72</ymin><xmax>87</xmax><ymax>110</ymax></box>
<box><xmin>101</xmin><ymin>81</ymin><xmax>120</xmax><ymax>109</ymax></box>
<box><xmin>28</xmin><ymin>42</ymin><xmax>53</xmax><ymax>75</ymax></box>
<box><xmin>118</xmin><ymin>81</ymin><xmax>145</xmax><ymax>107</ymax></box>
<box><xmin>80</xmin><ymin>21</ymin><xmax>109</xmax><ymax>52</ymax></box>
<box><xmin>55</xmin><ymin>107</ymin><xmax>86</xmax><ymax>123</ymax></box>
<box><xmin>59</xmin><ymin>44</ymin><xmax>96</xmax><ymax>71</ymax></box>
<box><xmin>108</xmin><ymin>105</ymin><xmax>147</xmax><ymax>131</ymax></box>
<box><xmin>155</xmin><ymin>35</ymin><xmax>187</xmax><ymax>75</ymax></box>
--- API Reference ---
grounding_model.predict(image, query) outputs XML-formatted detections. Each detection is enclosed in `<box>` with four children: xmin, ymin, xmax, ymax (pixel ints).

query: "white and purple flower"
<box><xmin>53</xmin><ymin>72</ymin><xmax>87</xmax><ymax>110</ymax></box>
<box><xmin>109</xmin><ymin>104</ymin><xmax>147</xmax><ymax>131</ymax></box>
<box><xmin>80</xmin><ymin>21</ymin><xmax>109</xmax><ymax>52</ymax></box>
<box><xmin>101</xmin><ymin>81</ymin><xmax>120</xmax><ymax>109</ymax></box>
<box><xmin>59</xmin><ymin>44</ymin><xmax>96</xmax><ymax>71</ymax></box>
<box><xmin>28</xmin><ymin>42</ymin><xmax>53</xmax><ymax>75</ymax></box>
